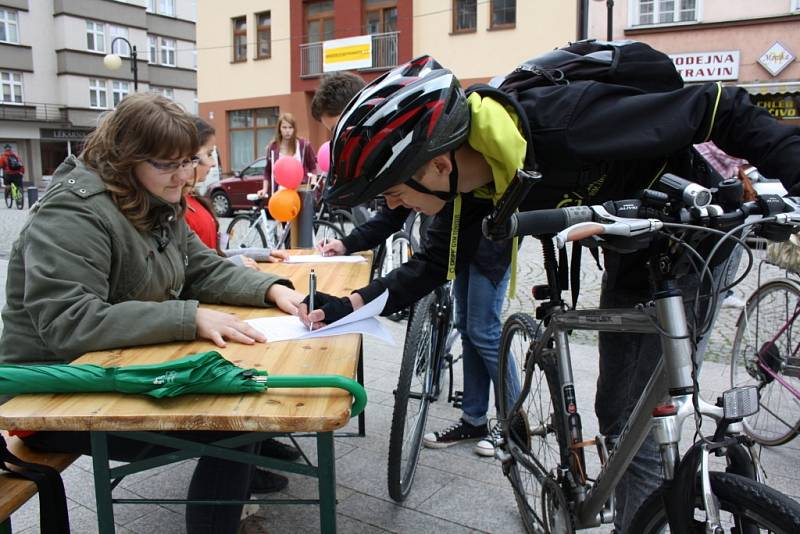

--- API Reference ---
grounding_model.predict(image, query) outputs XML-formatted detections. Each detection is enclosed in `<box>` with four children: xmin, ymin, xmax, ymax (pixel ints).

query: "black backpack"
<box><xmin>6</xmin><ymin>154</ymin><xmax>22</xmax><ymax>171</ymax></box>
<box><xmin>499</xmin><ymin>39</ymin><xmax>683</xmax><ymax>96</ymax></box>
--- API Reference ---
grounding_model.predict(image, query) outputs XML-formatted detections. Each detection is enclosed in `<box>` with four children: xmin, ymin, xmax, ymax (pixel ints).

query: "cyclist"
<box><xmin>311</xmin><ymin>71</ymin><xmax>520</xmax><ymax>457</ymax></box>
<box><xmin>300</xmin><ymin>55</ymin><xmax>800</xmax><ymax>532</ymax></box>
<box><xmin>0</xmin><ymin>143</ymin><xmax>25</xmax><ymax>203</ymax></box>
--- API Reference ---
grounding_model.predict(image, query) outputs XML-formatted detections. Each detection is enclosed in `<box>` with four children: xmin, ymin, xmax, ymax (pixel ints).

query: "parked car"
<box><xmin>206</xmin><ymin>157</ymin><xmax>265</xmax><ymax>217</ymax></box>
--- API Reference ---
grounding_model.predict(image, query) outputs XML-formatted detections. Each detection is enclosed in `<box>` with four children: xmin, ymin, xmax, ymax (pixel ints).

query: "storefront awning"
<box><xmin>736</xmin><ymin>81</ymin><xmax>800</xmax><ymax>95</ymax></box>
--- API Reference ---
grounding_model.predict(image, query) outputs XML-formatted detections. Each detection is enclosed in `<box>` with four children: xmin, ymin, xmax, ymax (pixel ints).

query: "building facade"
<box><xmin>587</xmin><ymin>0</ymin><xmax>800</xmax><ymax>122</ymax></box>
<box><xmin>197</xmin><ymin>0</ymin><xmax>578</xmax><ymax>174</ymax></box>
<box><xmin>0</xmin><ymin>0</ymin><xmax>197</xmax><ymax>185</ymax></box>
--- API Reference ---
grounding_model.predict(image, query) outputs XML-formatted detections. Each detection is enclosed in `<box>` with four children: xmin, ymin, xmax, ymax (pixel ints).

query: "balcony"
<box><xmin>0</xmin><ymin>102</ymin><xmax>68</xmax><ymax>123</ymax></box>
<box><xmin>300</xmin><ymin>31</ymin><xmax>399</xmax><ymax>78</ymax></box>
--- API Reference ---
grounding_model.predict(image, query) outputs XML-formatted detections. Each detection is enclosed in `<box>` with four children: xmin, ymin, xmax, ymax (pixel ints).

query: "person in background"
<box><xmin>0</xmin><ymin>144</ymin><xmax>25</xmax><ymax>202</ymax></box>
<box><xmin>185</xmin><ymin>117</ymin><xmax>290</xmax><ymax>269</ymax></box>
<box><xmin>311</xmin><ymin>71</ymin><xmax>520</xmax><ymax>457</ymax></box>
<box><xmin>0</xmin><ymin>93</ymin><xmax>305</xmax><ymax>533</ymax></box>
<box><xmin>257</xmin><ymin>113</ymin><xmax>317</xmax><ymax>198</ymax></box>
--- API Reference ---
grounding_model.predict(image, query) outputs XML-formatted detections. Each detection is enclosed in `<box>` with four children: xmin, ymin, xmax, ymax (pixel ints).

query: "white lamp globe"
<box><xmin>103</xmin><ymin>54</ymin><xmax>123</xmax><ymax>71</ymax></box>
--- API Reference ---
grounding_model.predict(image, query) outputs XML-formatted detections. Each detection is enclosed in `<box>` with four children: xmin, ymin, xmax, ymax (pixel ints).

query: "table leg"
<box><xmin>317</xmin><ymin>432</ymin><xmax>336</xmax><ymax>534</ymax></box>
<box><xmin>90</xmin><ymin>431</ymin><xmax>116</xmax><ymax>533</ymax></box>
<box><xmin>0</xmin><ymin>517</ymin><xmax>11</xmax><ymax>534</ymax></box>
<box><xmin>357</xmin><ymin>343</ymin><xmax>366</xmax><ymax>437</ymax></box>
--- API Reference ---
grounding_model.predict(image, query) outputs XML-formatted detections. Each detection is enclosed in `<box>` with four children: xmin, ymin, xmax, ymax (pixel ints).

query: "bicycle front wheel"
<box><xmin>628</xmin><ymin>471</ymin><xmax>800</xmax><ymax>532</ymax></box>
<box><xmin>14</xmin><ymin>186</ymin><xmax>23</xmax><ymax>209</ymax></box>
<box><xmin>226</xmin><ymin>215</ymin><xmax>267</xmax><ymax>249</ymax></box>
<box><xmin>313</xmin><ymin>219</ymin><xmax>344</xmax><ymax>244</ymax></box>
<box><xmin>387</xmin><ymin>293</ymin><xmax>437</xmax><ymax>502</ymax></box>
<box><xmin>498</xmin><ymin>313</ymin><xmax>568</xmax><ymax>533</ymax></box>
<box><xmin>731</xmin><ymin>279</ymin><xmax>800</xmax><ymax>446</ymax></box>
<box><xmin>4</xmin><ymin>187</ymin><xmax>12</xmax><ymax>209</ymax></box>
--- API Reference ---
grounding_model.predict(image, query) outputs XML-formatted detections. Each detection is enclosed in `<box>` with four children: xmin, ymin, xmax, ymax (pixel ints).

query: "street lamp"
<box><xmin>592</xmin><ymin>0</ymin><xmax>615</xmax><ymax>41</ymax></box>
<box><xmin>103</xmin><ymin>37</ymin><xmax>138</xmax><ymax>92</ymax></box>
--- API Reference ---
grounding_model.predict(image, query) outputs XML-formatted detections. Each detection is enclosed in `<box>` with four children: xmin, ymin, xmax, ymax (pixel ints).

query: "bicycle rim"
<box><xmin>4</xmin><ymin>188</ymin><xmax>12</xmax><ymax>208</ymax></box>
<box><xmin>731</xmin><ymin>279</ymin><xmax>800</xmax><ymax>446</ymax></box>
<box><xmin>15</xmin><ymin>188</ymin><xmax>23</xmax><ymax>209</ymax></box>
<box><xmin>226</xmin><ymin>216</ymin><xmax>267</xmax><ymax>249</ymax></box>
<box><xmin>498</xmin><ymin>313</ymin><xmax>566</xmax><ymax>532</ymax></box>
<box><xmin>313</xmin><ymin>220</ymin><xmax>344</xmax><ymax>244</ymax></box>
<box><xmin>381</xmin><ymin>232</ymin><xmax>413</xmax><ymax>277</ymax></box>
<box><xmin>387</xmin><ymin>294</ymin><xmax>437</xmax><ymax>502</ymax></box>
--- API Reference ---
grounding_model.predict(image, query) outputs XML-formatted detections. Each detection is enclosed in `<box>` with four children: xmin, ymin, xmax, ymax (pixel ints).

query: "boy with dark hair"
<box><xmin>0</xmin><ymin>144</ymin><xmax>25</xmax><ymax>202</ymax></box>
<box><xmin>302</xmin><ymin>54</ymin><xmax>800</xmax><ymax>531</ymax></box>
<box><xmin>310</xmin><ymin>71</ymin><xmax>366</xmax><ymax>132</ymax></box>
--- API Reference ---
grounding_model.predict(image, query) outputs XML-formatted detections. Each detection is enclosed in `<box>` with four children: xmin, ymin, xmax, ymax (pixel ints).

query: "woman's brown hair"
<box><xmin>80</xmin><ymin>93</ymin><xmax>199</xmax><ymax>231</ymax></box>
<box><xmin>186</xmin><ymin>116</ymin><xmax>225</xmax><ymax>255</ymax></box>
<box><xmin>272</xmin><ymin>112</ymin><xmax>298</xmax><ymax>155</ymax></box>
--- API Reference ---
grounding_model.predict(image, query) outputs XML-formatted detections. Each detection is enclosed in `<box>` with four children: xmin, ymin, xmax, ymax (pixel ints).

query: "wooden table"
<box><xmin>0</xmin><ymin>251</ymin><xmax>372</xmax><ymax>533</ymax></box>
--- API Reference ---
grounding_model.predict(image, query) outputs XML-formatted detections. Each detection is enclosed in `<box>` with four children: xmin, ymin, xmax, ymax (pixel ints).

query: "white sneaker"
<box><xmin>722</xmin><ymin>294</ymin><xmax>746</xmax><ymax>308</ymax></box>
<box><xmin>474</xmin><ymin>422</ymin><xmax>502</xmax><ymax>457</ymax></box>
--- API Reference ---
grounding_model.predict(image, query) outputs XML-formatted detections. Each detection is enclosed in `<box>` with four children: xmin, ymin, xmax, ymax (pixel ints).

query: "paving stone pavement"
<box><xmin>1</xmin><ymin>208</ymin><xmax>798</xmax><ymax>533</ymax></box>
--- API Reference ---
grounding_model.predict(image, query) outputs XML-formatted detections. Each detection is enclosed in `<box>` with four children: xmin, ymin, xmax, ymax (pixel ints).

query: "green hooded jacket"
<box><xmin>0</xmin><ymin>156</ymin><xmax>291</xmax><ymax>364</ymax></box>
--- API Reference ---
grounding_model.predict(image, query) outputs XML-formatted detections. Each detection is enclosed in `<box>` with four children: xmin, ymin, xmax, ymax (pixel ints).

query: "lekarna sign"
<box><xmin>323</xmin><ymin>35</ymin><xmax>372</xmax><ymax>73</ymax></box>
<box><xmin>669</xmin><ymin>51</ymin><xmax>740</xmax><ymax>82</ymax></box>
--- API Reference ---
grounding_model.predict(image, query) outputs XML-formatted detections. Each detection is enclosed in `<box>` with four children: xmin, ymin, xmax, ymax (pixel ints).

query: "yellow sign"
<box><xmin>322</xmin><ymin>35</ymin><xmax>373</xmax><ymax>72</ymax></box>
<box><xmin>325</xmin><ymin>44</ymin><xmax>371</xmax><ymax>64</ymax></box>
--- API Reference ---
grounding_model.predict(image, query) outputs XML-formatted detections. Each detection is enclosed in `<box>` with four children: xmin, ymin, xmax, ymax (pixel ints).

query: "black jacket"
<box><xmin>356</xmin><ymin>82</ymin><xmax>800</xmax><ymax>314</ymax></box>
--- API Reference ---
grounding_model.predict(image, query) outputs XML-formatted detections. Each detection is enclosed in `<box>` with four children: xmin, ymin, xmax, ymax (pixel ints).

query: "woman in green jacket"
<box><xmin>0</xmin><ymin>93</ymin><xmax>302</xmax><ymax>533</ymax></box>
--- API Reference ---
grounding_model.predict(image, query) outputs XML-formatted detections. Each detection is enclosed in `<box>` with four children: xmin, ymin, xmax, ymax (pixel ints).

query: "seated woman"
<box><xmin>0</xmin><ymin>93</ymin><xmax>303</xmax><ymax>533</ymax></box>
<box><xmin>185</xmin><ymin>116</ymin><xmax>290</xmax><ymax>269</ymax></box>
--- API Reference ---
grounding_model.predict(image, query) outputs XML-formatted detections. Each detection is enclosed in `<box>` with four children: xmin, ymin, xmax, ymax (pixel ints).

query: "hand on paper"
<box><xmin>196</xmin><ymin>308</ymin><xmax>266</xmax><ymax>347</ymax></box>
<box><xmin>266</xmin><ymin>249</ymin><xmax>291</xmax><ymax>263</ymax></box>
<box><xmin>267</xmin><ymin>283</ymin><xmax>304</xmax><ymax>315</ymax></box>
<box><xmin>298</xmin><ymin>291</ymin><xmax>363</xmax><ymax>329</ymax></box>
<box><xmin>317</xmin><ymin>239</ymin><xmax>346</xmax><ymax>256</ymax></box>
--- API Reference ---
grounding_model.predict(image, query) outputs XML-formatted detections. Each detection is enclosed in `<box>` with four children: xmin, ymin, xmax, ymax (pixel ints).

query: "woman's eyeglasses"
<box><xmin>147</xmin><ymin>156</ymin><xmax>200</xmax><ymax>174</ymax></box>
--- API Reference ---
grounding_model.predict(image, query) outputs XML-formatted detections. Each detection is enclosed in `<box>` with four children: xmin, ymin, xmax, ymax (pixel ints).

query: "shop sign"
<box><xmin>751</xmin><ymin>93</ymin><xmax>799</xmax><ymax>120</ymax></box>
<box><xmin>323</xmin><ymin>35</ymin><xmax>372</xmax><ymax>73</ymax></box>
<box><xmin>669</xmin><ymin>51</ymin><xmax>740</xmax><ymax>82</ymax></box>
<box><xmin>40</xmin><ymin>128</ymin><xmax>90</xmax><ymax>140</ymax></box>
<box><xmin>758</xmin><ymin>42</ymin><xmax>795</xmax><ymax>77</ymax></box>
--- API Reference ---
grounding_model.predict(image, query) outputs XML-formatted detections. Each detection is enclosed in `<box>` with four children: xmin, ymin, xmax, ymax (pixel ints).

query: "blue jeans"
<box><xmin>454</xmin><ymin>262</ymin><xmax>520</xmax><ymax>427</ymax></box>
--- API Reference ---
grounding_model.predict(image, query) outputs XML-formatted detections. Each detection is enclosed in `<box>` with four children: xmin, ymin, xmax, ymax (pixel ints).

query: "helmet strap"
<box><xmin>405</xmin><ymin>150</ymin><xmax>460</xmax><ymax>202</ymax></box>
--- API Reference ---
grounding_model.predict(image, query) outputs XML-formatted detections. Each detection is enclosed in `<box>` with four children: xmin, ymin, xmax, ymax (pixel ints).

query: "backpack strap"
<box><xmin>0</xmin><ymin>435</ymin><xmax>71</xmax><ymax>534</ymax></box>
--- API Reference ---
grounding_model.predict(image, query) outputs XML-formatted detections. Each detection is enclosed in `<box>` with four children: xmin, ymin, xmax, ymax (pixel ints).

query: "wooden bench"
<box><xmin>0</xmin><ymin>432</ymin><xmax>78</xmax><ymax>534</ymax></box>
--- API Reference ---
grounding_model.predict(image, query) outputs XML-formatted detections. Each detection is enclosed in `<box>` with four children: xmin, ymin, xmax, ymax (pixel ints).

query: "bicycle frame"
<box><xmin>509</xmin><ymin>284</ymin><xmax>743</xmax><ymax>529</ymax></box>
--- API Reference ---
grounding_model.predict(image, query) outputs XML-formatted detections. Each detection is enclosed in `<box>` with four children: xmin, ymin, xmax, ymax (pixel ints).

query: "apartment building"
<box><xmin>0</xmin><ymin>0</ymin><xmax>197</xmax><ymax>185</ymax></box>
<box><xmin>587</xmin><ymin>0</ymin><xmax>800</xmax><ymax>122</ymax></box>
<box><xmin>196</xmin><ymin>0</ymin><xmax>577</xmax><ymax>174</ymax></box>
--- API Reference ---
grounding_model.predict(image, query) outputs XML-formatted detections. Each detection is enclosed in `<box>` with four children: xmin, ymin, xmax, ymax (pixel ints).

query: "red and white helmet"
<box><xmin>324</xmin><ymin>55</ymin><xmax>470</xmax><ymax>207</ymax></box>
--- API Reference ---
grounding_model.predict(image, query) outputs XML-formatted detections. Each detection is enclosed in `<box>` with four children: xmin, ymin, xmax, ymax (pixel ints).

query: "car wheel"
<box><xmin>211</xmin><ymin>191</ymin><xmax>231</xmax><ymax>217</ymax></box>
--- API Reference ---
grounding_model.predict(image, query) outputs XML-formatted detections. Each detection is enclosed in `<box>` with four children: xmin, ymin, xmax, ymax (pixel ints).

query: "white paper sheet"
<box><xmin>245</xmin><ymin>290</ymin><xmax>394</xmax><ymax>345</ymax></box>
<box><xmin>285</xmin><ymin>254</ymin><xmax>366</xmax><ymax>263</ymax></box>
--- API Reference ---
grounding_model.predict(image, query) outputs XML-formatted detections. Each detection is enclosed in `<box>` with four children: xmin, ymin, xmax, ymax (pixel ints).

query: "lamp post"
<box><xmin>103</xmin><ymin>37</ymin><xmax>138</xmax><ymax>91</ymax></box>
<box><xmin>592</xmin><ymin>0</ymin><xmax>615</xmax><ymax>41</ymax></box>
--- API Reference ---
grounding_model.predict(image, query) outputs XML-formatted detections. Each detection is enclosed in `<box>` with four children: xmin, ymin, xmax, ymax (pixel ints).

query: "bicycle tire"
<box><xmin>731</xmin><ymin>279</ymin><xmax>800</xmax><ymax>446</ymax></box>
<box><xmin>4</xmin><ymin>187</ymin><xmax>12</xmax><ymax>209</ymax></box>
<box><xmin>226</xmin><ymin>215</ymin><xmax>267</xmax><ymax>249</ymax></box>
<box><xmin>498</xmin><ymin>313</ymin><xmax>568</xmax><ymax>534</ymax></box>
<box><xmin>15</xmin><ymin>187</ymin><xmax>23</xmax><ymax>209</ymax></box>
<box><xmin>628</xmin><ymin>471</ymin><xmax>800</xmax><ymax>532</ymax></box>
<box><xmin>387</xmin><ymin>292</ymin><xmax>438</xmax><ymax>502</ymax></box>
<box><xmin>313</xmin><ymin>219</ymin><xmax>345</xmax><ymax>244</ymax></box>
<box><xmin>329</xmin><ymin>208</ymin><xmax>356</xmax><ymax>236</ymax></box>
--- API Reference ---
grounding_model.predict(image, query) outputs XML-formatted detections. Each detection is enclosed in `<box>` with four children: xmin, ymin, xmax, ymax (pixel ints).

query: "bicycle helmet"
<box><xmin>324</xmin><ymin>55</ymin><xmax>470</xmax><ymax>207</ymax></box>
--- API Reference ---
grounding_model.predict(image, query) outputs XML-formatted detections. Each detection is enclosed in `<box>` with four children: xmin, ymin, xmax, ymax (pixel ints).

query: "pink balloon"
<box><xmin>317</xmin><ymin>141</ymin><xmax>331</xmax><ymax>173</ymax></box>
<box><xmin>273</xmin><ymin>156</ymin><xmax>304</xmax><ymax>189</ymax></box>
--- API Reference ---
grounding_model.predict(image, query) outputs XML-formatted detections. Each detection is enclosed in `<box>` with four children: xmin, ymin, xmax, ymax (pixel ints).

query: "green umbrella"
<box><xmin>0</xmin><ymin>351</ymin><xmax>368</xmax><ymax>416</ymax></box>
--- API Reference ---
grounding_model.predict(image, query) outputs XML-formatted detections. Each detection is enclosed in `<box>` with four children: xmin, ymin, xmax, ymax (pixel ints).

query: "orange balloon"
<box><xmin>268</xmin><ymin>188</ymin><xmax>301</xmax><ymax>222</ymax></box>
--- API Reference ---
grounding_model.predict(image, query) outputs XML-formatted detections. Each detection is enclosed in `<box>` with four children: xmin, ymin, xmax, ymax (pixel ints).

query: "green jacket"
<box><xmin>0</xmin><ymin>156</ymin><xmax>291</xmax><ymax>364</ymax></box>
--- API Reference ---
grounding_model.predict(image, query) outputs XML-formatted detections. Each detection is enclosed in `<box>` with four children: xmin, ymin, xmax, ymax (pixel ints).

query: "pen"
<box><xmin>308</xmin><ymin>269</ymin><xmax>316</xmax><ymax>331</ymax></box>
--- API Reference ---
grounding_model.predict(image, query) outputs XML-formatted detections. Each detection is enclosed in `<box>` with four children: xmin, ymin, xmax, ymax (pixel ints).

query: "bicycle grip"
<box><xmin>513</xmin><ymin>206</ymin><xmax>593</xmax><ymax>237</ymax></box>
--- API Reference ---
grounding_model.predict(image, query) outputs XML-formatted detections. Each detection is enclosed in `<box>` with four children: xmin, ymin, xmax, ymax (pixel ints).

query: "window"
<box><xmin>158</xmin><ymin>0</ymin><xmax>175</xmax><ymax>17</ymax></box>
<box><xmin>150</xmin><ymin>86</ymin><xmax>174</xmax><ymax>100</ymax></box>
<box><xmin>192</xmin><ymin>48</ymin><xmax>197</xmax><ymax>69</ymax></box>
<box><xmin>232</xmin><ymin>16</ymin><xmax>247</xmax><ymax>61</ymax></box>
<box><xmin>363</xmin><ymin>0</ymin><xmax>397</xmax><ymax>34</ymax></box>
<box><xmin>636</xmin><ymin>0</ymin><xmax>697</xmax><ymax>25</ymax></box>
<box><xmin>147</xmin><ymin>0</ymin><xmax>155</xmax><ymax>13</ymax></box>
<box><xmin>453</xmin><ymin>0</ymin><xmax>477</xmax><ymax>32</ymax></box>
<box><xmin>793</xmin><ymin>0</ymin><xmax>800</xmax><ymax>12</ymax></box>
<box><xmin>192</xmin><ymin>91</ymin><xmax>198</xmax><ymax>114</ymax></box>
<box><xmin>1</xmin><ymin>70</ymin><xmax>23</xmax><ymax>104</ymax></box>
<box><xmin>490</xmin><ymin>0</ymin><xmax>515</xmax><ymax>28</ymax></box>
<box><xmin>305</xmin><ymin>1</ymin><xmax>335</xmax><ymax>43</ymax></box>
<box><xmin>256</xmin><ymin>11</ymin><xmax>271</xmax><ymax>59</ymax></box>
<box><xmin>86</xmin><ymin>20</ymin><xmax>105</xmax><ymax>52</ymax></box>
<box><xmin>160</xmin><ymin>37</ymin><xmax>176</xmax><ymax>66</ymax></box>
<box><xmin>89</xmin><ymin>78</ymin><xmax>108</xmax><ymax>109</ymax></box>
<box><xmin>109</xmin><ymin>25</ymin><xmax>130</xmax><ymax>56</ymax></box>
<box><xmin>148</xmin><ymin>35</ymin><xmax>157</xmax><ymax>63</ymax></box>
<box><xmin>111</xmin><ymin>80</ymin><xmax>129</xmax><ymax>107</ymax></box>
<box><xmin>0</xmin><ymin>9</ymin><xmax>19</xmax><ymax>44</ymax></box>
<box><xmin>228</xmin><ymin>107</ymin><xmax>279</xmax><ymax>171</ymax></box>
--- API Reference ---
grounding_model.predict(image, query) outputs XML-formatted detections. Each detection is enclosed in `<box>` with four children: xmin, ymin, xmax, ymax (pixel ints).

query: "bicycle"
<box><xmin>226</xmin><ymin>193</ymin><xmax>345</xmax><ymax>250</ymax></box>
<box><xmin>4</xmin><ymin>181</ymin><xmax>23</xmax><ymax>210</ymax></box>
<box><xmin>387</xmin><ymin>280</ymin><xmax>462</xmax><ymax>501</ymax></box>
<box><xmin>486</xmin><ymin>172</ymin><xmax>800</xmax><ymax>532</ymax></box>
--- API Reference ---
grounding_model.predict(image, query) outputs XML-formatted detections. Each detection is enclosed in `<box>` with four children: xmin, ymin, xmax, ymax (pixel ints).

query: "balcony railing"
<box><xmin>0</xmin><ymin>102</ymin><xmax>68</xmax><ymax>122</ymax></box>
<box><xmin>300</xmin><ymin>31</ymin><xmax>399</xmax><ymax>78</ymax></box>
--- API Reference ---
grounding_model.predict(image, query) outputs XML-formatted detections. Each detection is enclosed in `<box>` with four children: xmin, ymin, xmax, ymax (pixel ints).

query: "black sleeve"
<box><xmin>354</xmin><ymin>196</ymin><xmax>492</xmax><ymax>315</ymax></box>
<box><xmin>340</xmin><ymin>205</ymin><xmax>411</xmax><ymax>253</ymax></box>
